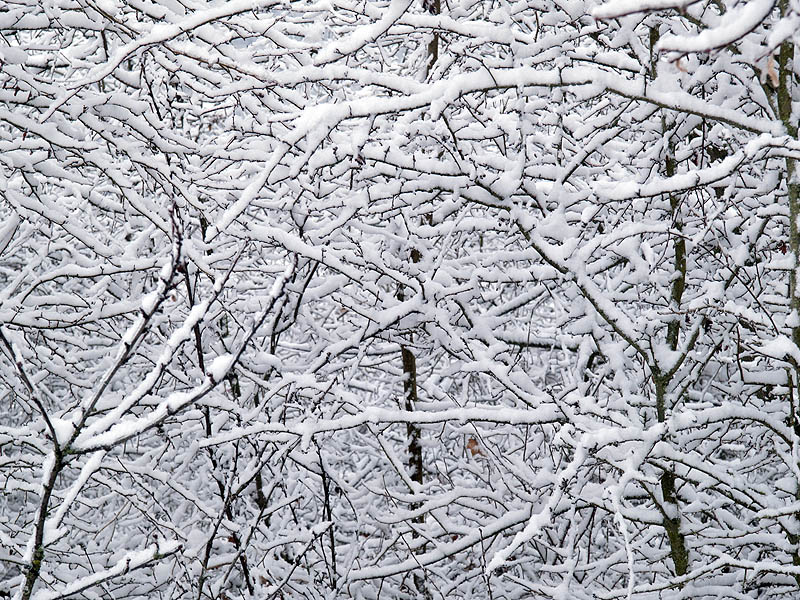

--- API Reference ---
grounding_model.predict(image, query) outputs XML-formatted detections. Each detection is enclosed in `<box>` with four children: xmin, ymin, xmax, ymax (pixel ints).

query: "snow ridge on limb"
<box><xmin>657</xmin><ymin>0</ymin><xmax>777</xmax><ymax>53</ymax></box>
<box><xmin>593</xmin><ymin>0</ymin><xmax>701</xmax><ymax>19</ymax></box>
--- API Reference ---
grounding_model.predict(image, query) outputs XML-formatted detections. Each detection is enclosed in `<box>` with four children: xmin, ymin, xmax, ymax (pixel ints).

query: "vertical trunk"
<box><xmin>662</xmin><ymin>188</ymin><xmax>689</xmax><ymax>579</ymax></box>
<box><xmin>778</xmin><ymin>0</ymin><xmax>800</xmax><ymax>582</ymax></box>
<box><xmin>402</xmin><ymin>347</ymin><xmax>424</xmax><ymax>489</ymax></box>
<box><xmin>399</xmin><ymin>283</ymin><xmax>426</xmax><ymax>594</ymax></box>
<box><xmin>655</xmin><ymin>374</ymin><xmax>689</xmax><ymax>578</ymax></box>
<box><xmin>400</xmin><ymin>316</ymin><xmax>427</xmax><ymax>598</ymax></box>
<box><xmin>780</xmin><ymin>17</ymin><xmax>799</xmax><ymax>356</ymax></box>
<box><xmin>651</xmin><ymin>24</ymin><xmax>689</xmax><ymax>579</ymax></box>
<box><xmin>423</xmin><ymin>0</ymin><xmax>440</xmax><ymax>80</ymax></box>
<box><xmin>400</xmin><ymin>4</ymin><xmax>439</xmax><ymax>595</ymax></box>
<box><xmin>4</xmin><ymin>325</ymin><xmax>65</xmax><ymax>600</ymax></box>
<box><xmin>665</xmin><ymin>151</ymin><xmax>685</xmax><ymax>352</ymax></box>
<box><xmin>21</xmin><ymin>457</ymin><xmax>61</xmax><ymax>600</ymax></box>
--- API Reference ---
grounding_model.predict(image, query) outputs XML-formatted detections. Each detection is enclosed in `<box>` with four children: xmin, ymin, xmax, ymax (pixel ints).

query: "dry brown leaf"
<box><xmin>466</xmin><ymin>437</ymin><xmax>484</xmax><ymax>457</ymax></box>
<box><xmin>767</xmin><ymin>54</ymin><xmax>779</xmax><ymax>88</ymax></box>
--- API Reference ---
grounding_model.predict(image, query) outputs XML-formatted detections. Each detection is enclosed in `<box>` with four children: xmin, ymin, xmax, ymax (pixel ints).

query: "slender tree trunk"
<box><xmin>651</xmin><ymin>24</ymin><xmax>689</xmax><ymax>579</ymax></box>
<box><xmin>777</xmin><ymin>0</ymin><xmax>800</xmax><ymax>582</ymax></box>
<box><xmin>21</xmin><ymin>457</ymin><xmax>61</xmax><ymax>600</ymax></box>
<box><xmin>424</xmin><ymin>0</ymin><xmax>440</xmax><ymax>80</ymax></box>
<box><xmin>399</xmin><ymin>3</ymin><xmax>441</xmax><ymax>596</ymax></box>
<box><xmin>401</xmin><ymin>347</ymin><xmax>424</xmax><ymax>491</ymax></box>
<box><xmin>399</xmin><ymin>287</ymin><xmax>427</xmax><ymax>595</ymax></box>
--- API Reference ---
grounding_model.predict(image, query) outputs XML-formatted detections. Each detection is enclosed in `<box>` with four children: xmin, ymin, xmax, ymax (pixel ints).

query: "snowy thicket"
<box><xmin>2</xmin><ymin>0</ymin><xmax>800</xmax><ymax>598</ymax></box>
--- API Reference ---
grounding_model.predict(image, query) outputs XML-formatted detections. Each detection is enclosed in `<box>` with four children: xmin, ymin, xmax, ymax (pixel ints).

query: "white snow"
<box><xmin>659</xmin><ymin>1</ymin><xmax>774</xmax><ymax>53</ymax></box>
<box><xmin>593</xmin><ymin>0</ymin><xmax>693</xmax><ymax>19</ymax></box>
<box><xmin>141</xmin><ymin>290</ymin><xmax>158</xmax><ymax>314</ymax></box>
<box><xmin>49</xmin><ymin>418</ymin><xmax>74</xmax><ymax>446</ymax></box>
<box><xmin>0</xmin><ymin>45</ymin><xmax>27</xmax><ymax>64</ymax></box>
<box><xmin>207</xmin><ymin>353</ymin><xmax>234</xmax><ymax>383</ymax></box>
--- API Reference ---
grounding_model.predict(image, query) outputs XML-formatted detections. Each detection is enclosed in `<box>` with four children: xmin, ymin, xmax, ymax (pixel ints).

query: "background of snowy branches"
<box><xmin>2</xmin><ymin>0</ymin><xmax>800</xmax><ymax>598</ymax></box>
